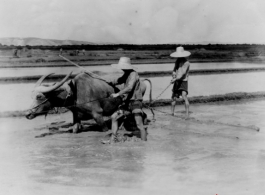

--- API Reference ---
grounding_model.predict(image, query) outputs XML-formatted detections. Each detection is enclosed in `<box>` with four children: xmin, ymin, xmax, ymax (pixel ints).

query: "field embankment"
<box><xmin>1</xmin><ymin>91</ymin><xmax>265</xmax><ymax>118</ymax></box>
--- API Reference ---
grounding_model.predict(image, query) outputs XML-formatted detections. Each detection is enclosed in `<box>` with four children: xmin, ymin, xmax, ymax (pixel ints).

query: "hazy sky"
<box><xmin>0</xmin><ymin>0</ymin><xmax>265</xmax><ymax>44</ymax></box>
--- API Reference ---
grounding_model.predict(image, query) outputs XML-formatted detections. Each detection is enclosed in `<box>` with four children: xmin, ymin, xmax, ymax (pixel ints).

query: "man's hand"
<box><xmin>170</xmin><ymin>78</ymin><xmax>176</xmax><ymax>84</ymax></box>
<box><xmin>110</xmin><ymin>93</ymin><xmax>119</xmax><ymax>98</ymax></box>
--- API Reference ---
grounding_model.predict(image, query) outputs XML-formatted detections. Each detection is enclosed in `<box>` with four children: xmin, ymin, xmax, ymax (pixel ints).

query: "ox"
<box><xmin>26</xmin><ymin>71</ymin><xmax>152</xmax><ymax>133</ymax></box>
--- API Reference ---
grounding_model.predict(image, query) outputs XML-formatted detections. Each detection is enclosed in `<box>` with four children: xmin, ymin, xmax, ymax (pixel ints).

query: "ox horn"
<box><xmin>35</xmin><ymin>73</ymin><xmax>55</xmax><ymax>88</ymax></box>
<box><xmin>37</xmin><ymin>71</ymin><xmax>72</xmax><ymax>94</ymax></box>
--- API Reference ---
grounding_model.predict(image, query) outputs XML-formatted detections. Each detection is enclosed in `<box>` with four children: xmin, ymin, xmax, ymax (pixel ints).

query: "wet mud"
<box><xmin>0</xmin><ymin>99</ymin><xmax>265</xmax><ymax>194</ymax></box>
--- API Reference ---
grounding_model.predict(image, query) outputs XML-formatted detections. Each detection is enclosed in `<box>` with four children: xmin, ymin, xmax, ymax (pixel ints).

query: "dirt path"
<box><xmin>0</xmin><ymin>99</ymin><xmax>265</xmax><ymax>195</ymax></box>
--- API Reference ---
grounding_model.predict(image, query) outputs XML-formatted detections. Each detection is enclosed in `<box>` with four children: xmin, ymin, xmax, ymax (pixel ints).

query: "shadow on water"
<box><xmin>35</xmin><ymin>120</ymin><xmax>110</xmax><ymax>138</ymax></box>
<box><xmin>34</xmin><ymin>117</ymin><xmax>148</xmax><ymax>139</ymax></box>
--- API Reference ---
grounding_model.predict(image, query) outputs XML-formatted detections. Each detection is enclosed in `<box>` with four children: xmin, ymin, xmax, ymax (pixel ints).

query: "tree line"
<box><xmin>1</xmin><ymin>43</ymin><xmax>265</xmax><ymax>51</ymax></box>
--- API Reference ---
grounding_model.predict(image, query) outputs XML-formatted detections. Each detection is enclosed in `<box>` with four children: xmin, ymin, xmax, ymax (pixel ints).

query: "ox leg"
<box><xmin>72</xmin><ymin>111</ymin><xmax>81</xmax><ymax>134</ymax></box>
<box><xmin>92</xmin><ymin>112</ymin><xmax>108</xmax><ymax>132</ymax></box>
<box><xmin>134</xmin><ymin>113</ymin><xmax>147</xmax><ymax>141</ymax></box>
<box><xmin>73</xmin><ymin>123</ymin><xmax>81</xmax><ymax>134</ymax></box>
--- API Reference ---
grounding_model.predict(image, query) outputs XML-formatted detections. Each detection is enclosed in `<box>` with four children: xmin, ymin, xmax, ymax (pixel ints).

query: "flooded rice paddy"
<box><xmin>1</xmin><ymin>71</ymin><xmax>265</xmax><ymax>112</ymax></box>
<box><xmin>0</xmin><ymin>62</ymin><xmax>265</xmax><ymax>194</ymax></box>
<box><xmin>0</xmin><ymin>100</ymin><xmax>265</xmax><ymax>194</ymax></box>
<box><xmin>0</xmin><ymin>62</ymin><xmax>264</xmax><ymax>77</ymax></box>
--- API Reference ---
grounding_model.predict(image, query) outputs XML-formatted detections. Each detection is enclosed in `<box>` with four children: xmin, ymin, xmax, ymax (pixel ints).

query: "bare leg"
<box><xmin>111</xmin><ymin>112</ymin><xmax>120</xmax><ymax>135</ymax></box>
<box><xmin>171</xmin><ymin>97</ymin><xmax>177</xmax><ymax>116</ymax></box>
<box><xmin>182</xmin><ymin>91</ymin><xmax>189</xmax><ymax>119</ymax></box>
<box><xmin>72</xmin><ymin>111</ymin><xmax>81</xmax><ymax>133</ymax></box>
<box><xmin>134</xmin><ymin>113</ymin><xmax>147</xmax><ymax>141</ymax></box>
<box><xmin>110</xmin><ymin>111</ymin><xmax>124</xmax><ymax>142</ymax></box>
<box><xmin>93</xmin><ymin>112</ymin><xmax>108</xmax><ymax>132</ymax></box>
<box><xmin>73</xmin><ymin>123</ymin><xmax>81</xmax><ymax>134</ymax></box>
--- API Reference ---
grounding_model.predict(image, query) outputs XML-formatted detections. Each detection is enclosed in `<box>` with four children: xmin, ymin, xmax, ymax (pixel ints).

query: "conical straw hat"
<box><xmin>170</xmin><ymin>46</ymin><xmax>191</xmax><ymax>58</ymax></box>
<box><xmin>111</xmin><ymin>57</ymin><xmax>135</xmax><ymax>70</ymax></box>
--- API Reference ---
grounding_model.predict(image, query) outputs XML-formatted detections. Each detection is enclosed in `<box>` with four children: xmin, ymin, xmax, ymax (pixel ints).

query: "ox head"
<box><xmin>25</xmin><ymin>72</ymin><xmax>72</xmax><ymax>120</ymax></box>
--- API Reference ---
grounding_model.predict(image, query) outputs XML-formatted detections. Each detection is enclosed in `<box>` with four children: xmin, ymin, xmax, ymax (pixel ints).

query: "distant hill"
<box><xmin>0</xmin><ymin>37</ymin><xmax>96</xmax><ymax>46</ymax></box>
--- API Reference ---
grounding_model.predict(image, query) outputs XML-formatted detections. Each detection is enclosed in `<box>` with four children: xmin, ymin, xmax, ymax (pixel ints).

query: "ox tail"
<box><xmin>142</xmin><ymin>78</ymin><xmax>155</xmax><ymax>121</ymax></box>
<box><xmin>142</xmin><ymin>78</ymin><xmax>152</xmax><ymax>103</ymax></box>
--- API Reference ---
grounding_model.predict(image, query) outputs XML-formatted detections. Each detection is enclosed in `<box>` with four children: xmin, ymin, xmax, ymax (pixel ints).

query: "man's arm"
<box><xmin>172</xmin><ymin>61</ymin><xmax>178</xmax><ymax>77</ymax></box>
<box><xmin>117</xmin><ymin>72</ymin><xmax>137</xmax><ymax>96</ymax></box>
<box><xmin>172</xmin><ymin>71</ymin><xmax>177</xmax><ymax>78</ymax></box>
<box><xmin>171</xmin><ymin>62</ymin><xmax>190</xmax><ymax>83</ymax></box>
<box><xmin>107</xmin><ymin>74</ymin><xmax>126</xmax><ymax>86</ymax></box>
<box><xmin>176</xmin><ymin>62</ymin><xmax>189</xmax><ymax>80</ymax></box>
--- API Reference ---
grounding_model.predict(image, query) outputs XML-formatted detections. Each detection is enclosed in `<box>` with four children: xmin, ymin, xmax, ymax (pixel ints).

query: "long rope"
<box><xmin>28</xmin><ymin>96</ymin><xmax>111</xmax><ymax>115</ymax></box>
<box><xmin>31</xmin><ymin>84</ymin><xmax>260</xmax><ymax>132</ymax></box>
<box><xmin>141</xmin><ymin>84</ymin><xmax>260</xmax><ymax>131</ymax></box>
<box><xmin>59</xmin><ymin>55</ymin><xmax>108</xmax><ymax>83</ymax></box>
<box><xmin>43</xmin><ymin>56</ymin><xmax>260</xmax><ymax>131</ymax></box>
<box><xmin>151</xmin><ymin>83</ymin><xmax>172</xmax><ymax>104</ymax></box>
<box><xmin>143</xmin><ymin>103</ymin><xmax>260</xmax><ymax>131</ymax></box>
<box><xmin>59</xmin><ymin>55</ymin><xmax>156</xmax><ymax>118</ymax></box>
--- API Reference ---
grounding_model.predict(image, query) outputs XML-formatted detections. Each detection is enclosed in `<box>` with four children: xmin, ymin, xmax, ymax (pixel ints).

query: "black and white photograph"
<box><xmin>0</xmin><ymin>0</ymin><xmax>265</xmax><ymax>194</ymax></box>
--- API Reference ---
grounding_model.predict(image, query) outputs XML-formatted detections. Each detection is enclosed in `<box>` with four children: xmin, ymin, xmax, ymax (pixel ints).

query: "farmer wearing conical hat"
<box><xmin>103</xmin><ymin>57</ymin><xmax>147</xmax><ymax>143</ymax></box>
<box><xmin>170</xmin><ymin>46</ymin><xmax>191</xmax><ymax>119</ymax></box>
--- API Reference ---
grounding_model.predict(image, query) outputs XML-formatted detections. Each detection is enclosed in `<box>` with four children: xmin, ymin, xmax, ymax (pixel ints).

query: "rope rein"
<box><xmin>151</xmin><ymin>83</ymin><xmax>172</xmax><ymax>104</ymax></box>
<box><xmin>28</xmin><ymin>95</ymin><xmax>111</xmax><ymax>115</ymax></box>
<box><xmin>59</xmin><ymin>55</ymin><xmax>108</xmax><ymax>83</ymax></box>
<box><xmin>29</xmin><ymin>55</ymin><xmax>155</xmax><ymax>117</ymax></box>
<box><xmin>142</xmin><ymin>84</ymin><xmax>260</xmax><ymax>131</ymax></box>
<box><xmin>147</xmin><ymin>105</ymin><xmax>260</xmax><ymax>131</ymax></box>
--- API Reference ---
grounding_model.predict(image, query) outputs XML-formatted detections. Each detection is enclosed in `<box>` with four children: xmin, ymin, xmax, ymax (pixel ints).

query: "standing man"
<box><xmin>170</xmin><ymin>46</ymin><xmax>191</xmax><ymax>119</ymax></box>
<box><xmin>59</xmin><ymin>48</ymin><xmax>63</xmax><ymax>55</ymax></box>
<box><xmin>104</xmin><ymin>57</ymin><xmax>147</xmax><ymax>143</ymax></box>
<box><xmin>82</xmin><ymin>49</ymin><xmax>86</xmax><ymax>55</ymax></box>
<box><xmin>13</xmin><ymin>48</ymin><xmax>18</xmax><ymax>58</ymax></box>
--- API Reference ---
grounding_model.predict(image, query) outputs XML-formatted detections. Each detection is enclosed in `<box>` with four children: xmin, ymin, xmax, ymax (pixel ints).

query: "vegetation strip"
<box><xmin>1</xmin><ymin>91</ymin><xmax>265</xmax><ymax>118</ymax></box>
<box><xmin>1</xmin><ymin>67</ymin><xmax>265</xmax><ymax>83</ymax></box>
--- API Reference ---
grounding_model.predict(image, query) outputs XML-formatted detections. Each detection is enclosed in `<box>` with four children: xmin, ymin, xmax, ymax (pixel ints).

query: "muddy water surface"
<box><xmin>0</xmin><ymin>100</ymin><xmax>265</xmax><ymax>194</ymax></box>
<box><xmin>0</xmin><ymin>62</ymin><xmax>264</xmax><ymax>77</ymax></box>
<box><xmin>1</xmin><ymin>72</ymin><xmax>265</xmax><ymax>112</ymax></box>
